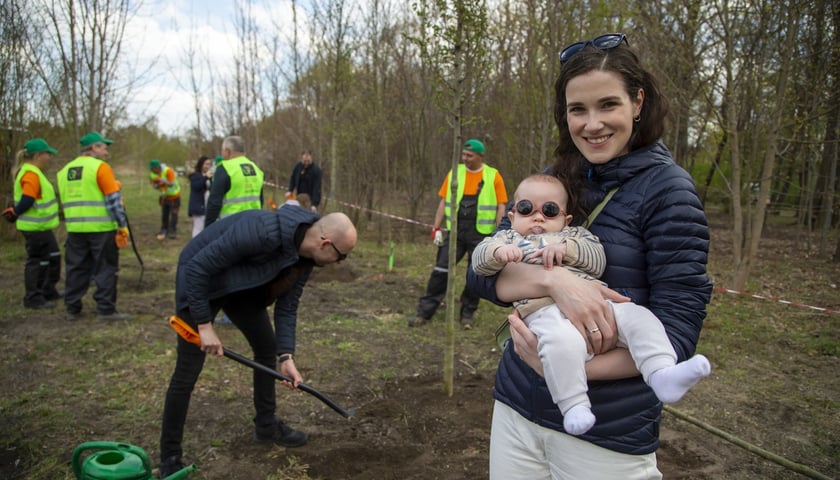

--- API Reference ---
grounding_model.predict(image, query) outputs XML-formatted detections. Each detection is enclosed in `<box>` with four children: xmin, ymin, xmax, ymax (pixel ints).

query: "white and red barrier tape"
<box><xmin>330</xmin><ymin>198</ymin><xmax>435</xmax><ymax>229</ymax></box>
<box><xmin>713</xmin><ymin>287</ymin><xmax>839</xmax><ymax>314</ymax></box>
<box><xmin>268</xmin><ymin>182</ymin><xmax>838</xmax><ymax>315</ymax></box>
<box><xmin>266</xmin><ymin>181</ymin><xmax>435</xmax><ymax>229</ymax></box>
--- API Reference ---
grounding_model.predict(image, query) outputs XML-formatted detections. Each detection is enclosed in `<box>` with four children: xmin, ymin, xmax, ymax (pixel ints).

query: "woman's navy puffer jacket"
<box><xmin>468</xmin><ymin>141</ymin><xmax>713</xmax><ymax>454</ymax></box>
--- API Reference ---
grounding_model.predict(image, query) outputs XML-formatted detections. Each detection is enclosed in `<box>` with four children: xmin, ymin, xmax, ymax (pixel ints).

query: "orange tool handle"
<box><xmin>169</xmin><ymin>315</ymin><xmax>202</xmax><ymax>346</ymax></box>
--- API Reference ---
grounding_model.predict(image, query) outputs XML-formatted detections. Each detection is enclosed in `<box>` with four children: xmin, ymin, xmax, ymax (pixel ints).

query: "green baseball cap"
<box><xmin>463</xmin><ymin>139</ymin><xmax>485</xmax><ymax>155</ymax></box>
<box><xmin>214</xmin><ymin>155</ymin><xmax>223</xmax><ymax>164</ymax></box>
<box><xmin>24</xmin><ymin>138</ymin><xmax>58</xmax><ymax>155</ymax></box>
<box><xmin>149</xmin><ymin>159</ymin><xmax>161</xmax><ymax>169</ymax></box>
<box><xmin>80</xmin><ymin>131</ymin><xmax>114</xmax><ymax>148</ymax></box>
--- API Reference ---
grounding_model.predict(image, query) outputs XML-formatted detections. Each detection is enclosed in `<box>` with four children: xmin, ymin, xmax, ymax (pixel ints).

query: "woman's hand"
<box><xmin>197</xmin><ymin>323</ymin><xmax>223</xmax><ymax>356</ymax></box>
<box><xmin>498</xmin><ymin>264</ymin><xmax>627</xmax><ymax>354</ymax></box>
<box><xmin>550</xmin><ymin>274</ymin><xmax>626</xmax><ymax>354</ymax></box>
<box><xmin>511</xmin><ymin>308</ymin><xmax>641</xmax><ymax>381</ymax></box>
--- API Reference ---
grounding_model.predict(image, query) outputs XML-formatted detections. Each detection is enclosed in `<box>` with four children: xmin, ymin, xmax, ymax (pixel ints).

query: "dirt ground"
<box><xmin>1</xmin><ymin>212</ymin><xmax>838</xmax><ymax>480</ymax></box>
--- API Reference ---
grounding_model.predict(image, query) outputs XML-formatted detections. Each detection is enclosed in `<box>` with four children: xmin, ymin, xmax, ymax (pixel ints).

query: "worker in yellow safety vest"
<box><xmin>56</xmin><ymin>131</ymin><xmax>131</xmax><ymax>322</ymax></box>
<box><xmin>149</xmin><ymin>159</ymin><xmax>182</xmax><ymax>240</ymax></box>
<box><xmin>410</xmin><ymin>138</ymin><xmax>509</xmax><ymax>330</ymax></box>
<box><xmin>2</xmin><ymin>138</ymin><xmax>63</xmax><ymax>309</ymax></box>
<box><xmin>204</xmin><ymin>135</ymin><xmax>264</xmax><ymax>226</ymax></box>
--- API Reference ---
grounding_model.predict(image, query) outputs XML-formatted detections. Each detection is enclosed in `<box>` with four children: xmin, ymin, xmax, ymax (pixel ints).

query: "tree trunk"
<box><xmin>734</xmin><ymin>5</ymin><xmax>797</xmax><ymax>289</ymax></box>
<box><xmin>443</xmin><ymin>7</ymin><xmax>466</xmax><ymax>399</ymax></box>
<box><xmin>818</xmin><ymin>0</ymin><xmax>840</xmax><ymax>256</ymax></box>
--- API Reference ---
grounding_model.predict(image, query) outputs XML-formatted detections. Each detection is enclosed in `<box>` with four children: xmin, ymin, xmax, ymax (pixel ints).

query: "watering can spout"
<box><xmin>162</xmin><ymin>464</ymin><xmax>197</xmax><ymax>480</ymax></box>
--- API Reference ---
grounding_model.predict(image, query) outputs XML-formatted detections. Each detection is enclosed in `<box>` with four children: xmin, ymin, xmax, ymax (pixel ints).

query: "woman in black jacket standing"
<box><xmin>187</xmin><ymin>156</ymin><xmax>212</xmax><ymax>238</ymax></box>
<box><xmin>467</xmin><ymin>33</ymin><xmax>712</xmax><ymax>480</ymax></box>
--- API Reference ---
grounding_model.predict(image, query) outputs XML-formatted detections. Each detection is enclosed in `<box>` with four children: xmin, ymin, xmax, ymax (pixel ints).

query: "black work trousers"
<box><xmin>416</xmin><ymin>229</ymin><xmax>484</xmax><ymax>320</ymax></box>
<box><xmin>160</xmin><ymin>290</ymin><xmax>277</xmax><ymax>461</ymax></box>
<box><xmin>64</xmin><ymin>231</ymin><xmax>119</xmax><ymax>315</ymax></box>
<box><xmin>160</xmin><ymin>197</ymin><xmax>181</xmax><ymax>235</ymax></box>
<box><xmin>21</xmin><ymin>230</ymin><xmax>62</xmax><ymax>306</ymax></box>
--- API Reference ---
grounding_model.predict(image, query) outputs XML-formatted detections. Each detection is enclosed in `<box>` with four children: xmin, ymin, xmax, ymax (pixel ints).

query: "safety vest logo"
<box><xmin>67</xmin><ymin>166</ymin><xmax>84</xmax><ymax>181</ymax></box>
<box><xmin>240</xmin><ymin>163</ymin><xmax>256</xmax><ymax>176</ymax></box>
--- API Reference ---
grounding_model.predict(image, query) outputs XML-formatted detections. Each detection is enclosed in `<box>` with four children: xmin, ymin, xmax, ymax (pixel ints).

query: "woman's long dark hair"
<box><xmin>550</xmin><ymin>42</ymin><xmax>669</xmax><ymax>219</ymax></box>
<box><xmin>193</xmin><ymin>155</ymin><xmax>210</xmax><ymax>174</ymax></box>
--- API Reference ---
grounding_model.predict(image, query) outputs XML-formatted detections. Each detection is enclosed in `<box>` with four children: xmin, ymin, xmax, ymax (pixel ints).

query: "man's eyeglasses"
<box><xmin>320</xmin><ymin>225</ymin><xmax>348</xmax><ymax>261</ymax></box>
<box><xmin>322</xmin><ymin>236</ymin><xmax>348</xmax><ymax>261</ymax></box>
<box><xmin>559</xmin><ymin>33</ymin><xmax>628</xmax><ymax>63</ymax></box>
<box><xmin>514</xmin><ymin>199</ymin><xmax>564</xmax><ymax>218</ymax></box>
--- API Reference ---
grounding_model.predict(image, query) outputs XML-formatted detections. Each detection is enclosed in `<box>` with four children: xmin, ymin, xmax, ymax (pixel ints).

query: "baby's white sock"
<box><xmin>563</xmin><ymin>404</ymin><xmax>596</xmax><ymax>436</ymax></box>
<box><xmin>648</xmin><ymin>354</ymin><xmax>711</xmax><ymax>404</ymax></box>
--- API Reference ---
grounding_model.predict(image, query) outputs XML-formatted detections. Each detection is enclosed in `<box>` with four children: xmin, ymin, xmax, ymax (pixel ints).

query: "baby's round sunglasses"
<box><xmin>514</xmin><ymin>199</ymin><xmax>565</xmax><ymax>218</ymax></box>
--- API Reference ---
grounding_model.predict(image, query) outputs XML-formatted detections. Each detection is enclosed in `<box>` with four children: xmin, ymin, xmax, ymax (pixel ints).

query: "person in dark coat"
<box><xmin>287</xmin><ymin>150</ymin><xmax>322</xmax><ymax>212</ymax></box>
<box><xmin>467</xmin><ymin>33</ymin><xmax>712</xmax><ymax>479</ymax></box>
<box><xmin>187</xmin><ymin>155</ymin><xmax>212</xmax><ymax>238</ymax></box>
<box><xmin>159</xmin><ymin>208</ymin><xmax>357</xmax><ymax>478</ymax></box>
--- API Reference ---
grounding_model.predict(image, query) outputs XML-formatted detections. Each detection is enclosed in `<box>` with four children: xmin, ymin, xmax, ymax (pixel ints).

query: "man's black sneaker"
<box><xmin>255</xmin><ymin>418</ymin><xmax>308</xmax><ymax>447</ymax></box>
<box><xmin>158</xmin><ymin>455</ymin><xmax>184</xmax><ymax>479</ymax></box>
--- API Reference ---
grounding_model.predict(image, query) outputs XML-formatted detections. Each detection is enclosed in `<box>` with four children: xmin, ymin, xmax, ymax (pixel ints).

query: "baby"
<box><xmin>472</xmin><ymin>173</ymin><xmax>711</xmax><ymax>435</ymax></box>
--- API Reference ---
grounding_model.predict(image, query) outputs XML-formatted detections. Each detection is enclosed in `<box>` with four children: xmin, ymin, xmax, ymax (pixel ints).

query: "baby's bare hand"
<box><xmin>539</xmin><ymin>243</ymin><xmax>567</xmax><ymax>269</ymax></box>
<box><xmin>494</xmin><ymin>245</ymin><xmax>523</xmax><ymax>263</ymax></box>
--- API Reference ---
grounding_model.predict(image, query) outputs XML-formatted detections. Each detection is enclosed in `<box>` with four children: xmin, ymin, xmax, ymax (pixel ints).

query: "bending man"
<box><xmin>159</xmin><ymin>207</ymin><xmax>357</xmax><ymax>477</ymax></box>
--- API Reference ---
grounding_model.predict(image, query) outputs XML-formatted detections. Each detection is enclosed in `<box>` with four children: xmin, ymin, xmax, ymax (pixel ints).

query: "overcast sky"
<box><xmin>125</xmin><ymin>0</ymin><xmax>299</xmax><ymax>136</ymax></box>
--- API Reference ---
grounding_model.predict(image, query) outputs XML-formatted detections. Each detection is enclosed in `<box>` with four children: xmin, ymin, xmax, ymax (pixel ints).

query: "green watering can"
<box><xmin>72</xmin><ymin>441</ymin><xmax>196</xmax><ymax>480</ymax></box>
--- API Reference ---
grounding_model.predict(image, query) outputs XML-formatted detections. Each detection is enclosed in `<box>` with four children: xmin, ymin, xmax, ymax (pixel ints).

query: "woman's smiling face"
<box><xmin>565</xmin><ymin>70</ymin><xmax>644</xmax><ymax>165</ymax></box>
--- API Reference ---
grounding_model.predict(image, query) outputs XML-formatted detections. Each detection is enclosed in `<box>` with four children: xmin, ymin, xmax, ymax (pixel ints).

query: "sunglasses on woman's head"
<box><xmin>559</xmin><ymin>33</ymin><xmax>628</xmax><ymax>63</ymax></box>
<box><xmin>514</xmin><ymin>199</ymin><xmax>564</xmax><ymax>218</ymax></box>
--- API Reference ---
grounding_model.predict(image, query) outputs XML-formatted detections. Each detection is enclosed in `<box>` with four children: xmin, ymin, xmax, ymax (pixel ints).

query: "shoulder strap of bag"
<box><xmin>494</xmin><ymin>186</ymin><xmax>620</xmax><ymax>350</ymax></box>
<box><xmin>582</xmin><ymin>187</ymin><xmax>619</xmax><ymax>229</ymax></box>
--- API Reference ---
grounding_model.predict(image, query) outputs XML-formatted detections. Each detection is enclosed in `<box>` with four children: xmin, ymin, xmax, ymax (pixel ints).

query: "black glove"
<box><xmin>1</xmin><ymin>207</ymin><xmax>16</xmax><ymax>223</ymax></box>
